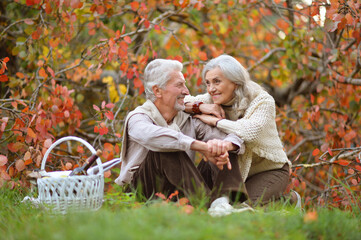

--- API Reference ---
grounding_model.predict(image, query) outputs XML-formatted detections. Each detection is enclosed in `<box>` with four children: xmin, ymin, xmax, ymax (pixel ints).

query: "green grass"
<box><xmin>1</xmin><ymin>186</ymin><xmax>360</xmax><ymax>240</ymax></box>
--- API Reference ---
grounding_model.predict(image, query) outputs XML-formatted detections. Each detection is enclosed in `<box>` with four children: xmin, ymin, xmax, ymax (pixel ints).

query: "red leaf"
<box><xmin>70</xmin><ymin>0</ymin><xmax>83</xmax><ymax>9</ymax></box>
<box><xmin>98</xmin><ymin>126</ymin><xmax>108</xmax><ymax>135</ymax></box>
<box><xmin>144</xmin><ymin>20</ymin><xmax>150</xmax><ymax>28</ymax></box>
<box><xmin>94</xmin><ymin>125</ymin><xmax>99</xmax><ymax>133</ymax></box>
<box><xmin>105</xmin><ymin>103</ymin><xmax>115</xmax><ymax>109</ymax></box>
<box><xmin>24</xmin><ymin>19</ymin><xmax>34</xmax><ymax>25</ymax></box>
<box><xmin>312</xmin><ymin>148</ymin><xmax>320</xmax><ymax>156</ymax></box>
<box><xmin>47</xmin><ymin>66</ymin><xmax>55</xmax><ymax>77</ymax></box>
<box><xmin>1</xmin><ymin>171</ymin><xmax>11</xmax><ymax>181</ymax></box>
<box><xmin>77</xmin><ymin>145</ymin><xmax>84</xmax><ymax>154</ymax></box>
<box><xmin>336</xmin><ymin>159</ymin><xmax>349</xmax><ymax>166</ymax></box>
<box><xmin>105</xmin><ymin>111</ymin><xmax>114</xmax><ymax>120</ymax></box>
<box><xmin>26</xmin><ymin>0</ymin><xmax>34</xmax><ymax>6</ymax></box>
<box><xmin>93</xmin><ymin>104</ymin><xmax>100</xmax><ymax>111</ymax></box>
<box><xmin>344</xmin><ymin>130</ymin><xmax>356</xmax><ymax>142</ymax></box>
<box><xmin>7</xmin><ymin>142</ymin><xmax>25</xmax><ymax>153</ymax></box>
<box><xmin>15</xmin><ymin>160</ymin><xmax>26</xmax><ymax>172</ymax></box>
<box><xmin>3</xmin><ymin>57</ymin><xmax>9</xmax><ymax>63</ymax></box>
<box><xmin>124</xmin><ymin>36</ymin><xmax>132</xmax><ymax>44</ymax></box>
<box><xmin>0</xmin><ymin>75</ymin><xmax>8</xmax><ymax>82</ymax></box>
<box><xmin>0</xmin><ymin>155</ymin><xmax>8</xmax><ymax>166</ymax></box>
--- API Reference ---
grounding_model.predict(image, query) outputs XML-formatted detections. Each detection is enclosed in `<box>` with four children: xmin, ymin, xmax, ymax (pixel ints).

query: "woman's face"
<box><xmin>205</xmin><ymin>67</ymin><xmax>237</xmax><ymax>105</ymax></box>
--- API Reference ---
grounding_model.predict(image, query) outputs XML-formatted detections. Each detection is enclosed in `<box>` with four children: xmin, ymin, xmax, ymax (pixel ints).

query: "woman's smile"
<box><xmin>205</xmin><ymin>67</ymin><xmax>237</xmax><ymax>105</ymax></box>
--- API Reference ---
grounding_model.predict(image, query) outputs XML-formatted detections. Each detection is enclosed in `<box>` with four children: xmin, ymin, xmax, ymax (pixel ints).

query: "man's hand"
<box><xmin>190</xmin><ymin>139</ymin><xmax>236</xmax><ymax>170</ymax></box>
<box><xmin>206</xmin><ymin>139</ymin><xmax>233</xmax><ymax>170</ymax></box>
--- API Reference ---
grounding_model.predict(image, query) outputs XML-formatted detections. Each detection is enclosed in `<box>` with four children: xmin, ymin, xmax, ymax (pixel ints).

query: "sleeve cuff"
<box><xmin>223</xmin><ymin>133</ymin><xmax>245</xmax><ymax>154</ymax></box>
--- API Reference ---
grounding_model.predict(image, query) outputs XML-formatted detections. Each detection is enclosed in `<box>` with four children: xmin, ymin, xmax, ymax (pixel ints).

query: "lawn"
<box><xmin>1</xmin><ymin>186</ymin><xmax>360</xmax><ymax>240</ymax></box>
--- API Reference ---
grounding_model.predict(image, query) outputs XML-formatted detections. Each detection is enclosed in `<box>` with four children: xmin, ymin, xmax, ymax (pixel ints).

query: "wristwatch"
<box><xmin>192</xmin><ymin>101</ymin><xmax>203</xmax><ymax>114</ymax></box>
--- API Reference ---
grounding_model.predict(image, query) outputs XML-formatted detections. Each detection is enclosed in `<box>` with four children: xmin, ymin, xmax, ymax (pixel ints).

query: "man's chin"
<box><xmin>175</xmin><ymin>103</ymin><xmax>185</xmax><ymax>111</ymax></box>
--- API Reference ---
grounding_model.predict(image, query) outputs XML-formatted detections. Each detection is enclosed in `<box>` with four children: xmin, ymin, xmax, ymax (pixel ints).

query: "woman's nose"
<box><xmin>209</xmin><ymin>84</ymin><xmax>216</xmax><ymax>92</ymax></box>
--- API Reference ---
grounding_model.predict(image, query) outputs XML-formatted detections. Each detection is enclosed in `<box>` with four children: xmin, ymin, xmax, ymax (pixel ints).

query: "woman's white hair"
<box><xmin>202</xmin><ymin>54</ymin><xmax>262</xmax><ymax>116</ymax></box>
<box><xmin>143</xmin><ymin>59</ymin><xmax>183</xmax><ymax>102</ymax></box>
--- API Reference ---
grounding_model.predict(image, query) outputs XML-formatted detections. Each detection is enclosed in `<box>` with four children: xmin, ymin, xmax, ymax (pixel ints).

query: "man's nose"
<box><xmin>182</xmin><ymin>86</ymin><xmax>190</xmax><ymax>95</ymax></box>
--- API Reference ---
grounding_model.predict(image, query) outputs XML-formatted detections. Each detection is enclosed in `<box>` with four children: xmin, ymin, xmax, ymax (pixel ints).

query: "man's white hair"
<box><xmin>143</xmin><ymin>59</ymin><xmax>183</xmax><ymax>102</ymax></box>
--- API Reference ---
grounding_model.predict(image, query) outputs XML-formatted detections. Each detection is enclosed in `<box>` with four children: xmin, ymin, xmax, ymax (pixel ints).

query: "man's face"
<box><xmin>161</xmin><ymin>71</ymin><xmax>190</xmax><ymax>111</ymax></box>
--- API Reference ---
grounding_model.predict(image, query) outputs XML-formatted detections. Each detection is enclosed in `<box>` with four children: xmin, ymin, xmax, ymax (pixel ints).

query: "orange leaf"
<box><xmin>7</xmin><ymin>142</ymin><xmax>25</xmax><ymax>153</ymax></box>
<box><xmin>24</xmin><ymin>151</ymin><xmax>31</xmax><ymax>161</ymax></box>
<box><xmin>3</xmin><ymin>57</ymin><xmax>9</xmax><ymax>63</ymax></box>
<box><xmin>304</xmin><ymin>211</ymin><xmax>318</xmax><ymax>222</ymax></box>
<box><xmin>130</xmin><ymin>1</ymin><xmax>139</xmax><ymax>11</ymax></box>
<box><xmin>345</xmin><ymin>13</ymin><xmax>353</xmax><ymax>25</ymax></box>
<box><xmin>181</xmin><ymin>205</ymin><xmax>194</xmax><ymax>214</ymax></box>
<box><xmin>155</xmin><ymin>192</ymin><xmax>166</xmax><ymax>200</ymax></box>
<box><xmin>27</xmin><ymin>128</ymin><xmax>37</xmax><ymax>139</ymax></box>
<box><xmin>199</xmin><ymin>51</ymin><xmax>207</xmax><ymax>61</ymax></box>
<box><xmin>24</xmin><ymin>158</ymin><xmax>33</xmax><ymax>165</ymax></box>
<box><xmin>39</xmin><ymin>67</ymin><xmax>47</xmax><ymax>78</ymax></box>
<box><xmin>178</xmin><ymin>197</ymin><xmax>189</xmax><ymax>206</ymax></box>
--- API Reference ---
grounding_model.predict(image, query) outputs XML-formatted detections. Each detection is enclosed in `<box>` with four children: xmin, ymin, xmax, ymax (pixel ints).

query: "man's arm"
<box><xmin>128</xmin><ymin>113</ymin><xmax>195</xmax><ymax>152</ymax></box>
<box><xmin>193</xmin><ymin>118</ymin><xmax>245</xmax><ymax>155</ymax></box>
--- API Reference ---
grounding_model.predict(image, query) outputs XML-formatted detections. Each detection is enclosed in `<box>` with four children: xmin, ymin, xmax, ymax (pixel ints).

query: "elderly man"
<box><xmin>115</xmin><ymin>59</ymin><xmax>251</xmax><ymax>216</ymax></box>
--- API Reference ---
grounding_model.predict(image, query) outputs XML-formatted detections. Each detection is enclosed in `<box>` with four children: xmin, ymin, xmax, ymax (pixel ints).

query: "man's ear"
<box><xmin>152</xmin><ymin>85</ymin><xmax>162</xmax><ymax>98</ymax></box>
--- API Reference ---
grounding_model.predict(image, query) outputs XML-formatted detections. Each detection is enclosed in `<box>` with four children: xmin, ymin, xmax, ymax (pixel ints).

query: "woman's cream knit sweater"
<box><xmin>185</xmin><ymin>90</ymin><xmax>291</xmax><ymax>182</ymax></box>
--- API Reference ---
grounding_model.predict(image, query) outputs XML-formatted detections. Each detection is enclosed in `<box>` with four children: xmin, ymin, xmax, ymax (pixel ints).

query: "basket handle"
<box><xmin>40</xmin><ymin>136</ymin><xmax>104</xmax><ymax>176</ymax></box>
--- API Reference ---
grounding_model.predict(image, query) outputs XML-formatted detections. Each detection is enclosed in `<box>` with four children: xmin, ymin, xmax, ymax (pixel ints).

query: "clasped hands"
<box><xmin>201</xmin><ymin>139</ymin><xmax>233</xmax><ymax>171</ymax></box>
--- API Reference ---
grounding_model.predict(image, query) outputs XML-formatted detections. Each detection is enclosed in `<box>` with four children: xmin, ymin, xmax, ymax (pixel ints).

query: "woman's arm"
<box><xmin>216</xmin><ymin>99</ymin><xmax>275</xmax><ymax>142</ymax></box>
<box><xmin>184</xmin><ymin>93</ymin><xmax>225</xmax><ymax>118</ymax></box>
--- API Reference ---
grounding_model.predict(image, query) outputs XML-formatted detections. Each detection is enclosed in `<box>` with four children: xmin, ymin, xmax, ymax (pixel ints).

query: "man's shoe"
<box><xmin>290</xmin><ymin>190</ymin><xmax>302</xmax><ymax>209</ymax></box>
<box><xmin>208</xmin><ymin>197</ymin><xmax>254</xmax><ymax>217</ymax></box>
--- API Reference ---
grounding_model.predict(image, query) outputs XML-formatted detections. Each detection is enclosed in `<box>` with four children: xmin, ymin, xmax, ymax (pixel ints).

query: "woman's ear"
<box><xmin>152</xmin><ymin>85</ymin><xmax>162</xmax><ymax>98</ymax></box>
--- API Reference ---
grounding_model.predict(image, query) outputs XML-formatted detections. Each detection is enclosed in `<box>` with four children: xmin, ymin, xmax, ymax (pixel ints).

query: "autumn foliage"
<box><xmin>0</xmin><ymin>0</ymin><xmax>360</xmax><ymax>210</ymax></box>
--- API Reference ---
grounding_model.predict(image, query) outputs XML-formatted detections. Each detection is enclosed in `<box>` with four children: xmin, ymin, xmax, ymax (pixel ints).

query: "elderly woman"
<box><xmin>185</xmin><ymin>54</ymin><xmax>295</xmax><ymax>206</ymax></box>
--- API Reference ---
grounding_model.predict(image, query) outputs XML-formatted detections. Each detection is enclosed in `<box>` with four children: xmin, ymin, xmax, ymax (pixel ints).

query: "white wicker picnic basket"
<box><xmin>37</xmin><ymin>136</ymin><xmax>104</xmax><ymax>214</ymax></box>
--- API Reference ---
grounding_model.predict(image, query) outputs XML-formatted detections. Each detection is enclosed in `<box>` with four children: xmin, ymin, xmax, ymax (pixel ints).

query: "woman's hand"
<box><xmin>199</xmin><ymin>103</ymin><xmax>225</xmax><ymax>119</ymax></box>
<box><xmin>193</xmin><ymin>114</ymin><xmax>221</xmax><ymax>127</ymax></box>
